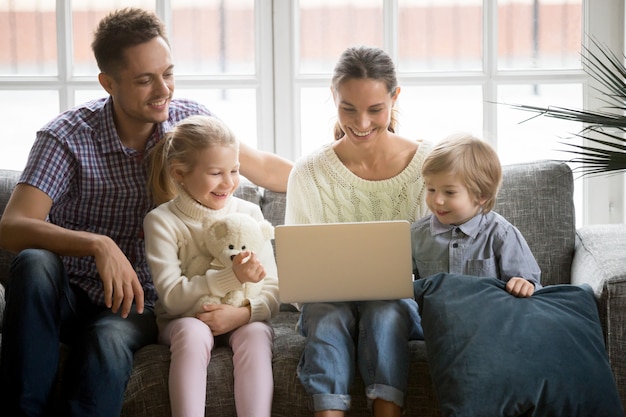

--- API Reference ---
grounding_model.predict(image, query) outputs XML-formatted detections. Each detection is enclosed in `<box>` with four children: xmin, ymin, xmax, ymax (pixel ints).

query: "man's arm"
<box><xmin>238</xmin><ymin>142</ymin><xmax>293</xmax><ymax>192</ymax></box>
<box><xmin>0</xmin><ymin>183</ymin><xmax>144</xmax><ymax>317</ymax></box>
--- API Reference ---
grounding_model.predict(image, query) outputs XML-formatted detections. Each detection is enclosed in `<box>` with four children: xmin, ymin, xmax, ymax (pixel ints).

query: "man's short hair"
<box><xmin>91</xmin><ymin>7</ymin><xmax>168</xmax><ymax>76</ymax></box>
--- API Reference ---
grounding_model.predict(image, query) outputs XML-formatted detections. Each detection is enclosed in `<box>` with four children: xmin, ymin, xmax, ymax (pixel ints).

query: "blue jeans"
<box><xmin>297</xmin><ymin>298</ymin><xmax>423</xmax><ymax>412</ymax></box>
<box><xmin>0</xmin><ymin>249</ymin><xmax>157</xmax><ymax>417</ymax></box>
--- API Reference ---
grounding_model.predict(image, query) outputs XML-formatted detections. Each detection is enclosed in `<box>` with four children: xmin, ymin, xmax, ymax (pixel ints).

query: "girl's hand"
<box><xmin>196</xmin><ymin>303</ymin><xmax>251</xmax><ymax>336</ymax></box>
<box><xmin>232</xmin><ymin>251</ymin><xmax>266</xmax><ymax>284</ymax></box>
<box><xmin>505</xmin><ymin>277</ymin><xmax>535</xmax><ymax>298</ymax></box>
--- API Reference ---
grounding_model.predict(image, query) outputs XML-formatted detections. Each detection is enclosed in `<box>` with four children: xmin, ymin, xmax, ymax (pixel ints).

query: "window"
<box><xmin>274</xmin><ymin>0</ymin><xmax>623</xmax><ymax>226</ymax></box>
<box><xmin>0</xmin><ymin>0</ymin><xmax>623</xmax><ymax>225</ymax></box>
<box><xmin>0</xmin><ymin>0</ymin><xmax>269</xmax><ymax>167</ymax></box>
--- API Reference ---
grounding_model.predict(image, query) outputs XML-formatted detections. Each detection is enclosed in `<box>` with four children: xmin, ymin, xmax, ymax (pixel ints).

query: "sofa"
<box><xmin>1</xmin><ymin>160</ymin><xmax>626</xmax><ymax>416</ymax></box>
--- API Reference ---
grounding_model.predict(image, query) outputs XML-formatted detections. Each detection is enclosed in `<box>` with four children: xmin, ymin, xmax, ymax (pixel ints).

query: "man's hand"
<box><xmin>0</xmin><ymin>184</ymin><xmax>144</xmax><ymax>318</ymax></box>
<box><xmin>232</xmin><ymin>251</ymin><xmax>266</xmax><ymax>284</ymax></box>
<box><xmin>94</xmin><ymin>235</ymin><xmax>144</xmax><ymax>318</ymax></box>
<box><xmin>196</xmin><ymin>303</ymin><xmax>251</xmax><ymax>336</ymax></box>
<box><xmin>505</xmin><ymin>277</ymin><xmax>535</xmax><ymax>298</ymax></box>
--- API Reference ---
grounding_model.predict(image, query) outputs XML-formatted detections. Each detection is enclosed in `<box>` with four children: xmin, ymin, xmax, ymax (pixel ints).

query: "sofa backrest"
<box><xmin>0</xmin><ymin>161</ymin><xmax>575</xmax><ymax>289</ymax></box>
<box><xmin>496</xmin><ymin>160</ymin><xmax>575</xmax><ymax>286</ymax></box>
<box><xmin>0</xmin><ymin>169</ymin><xmax>20</xmax><ymax>287</ymax></box>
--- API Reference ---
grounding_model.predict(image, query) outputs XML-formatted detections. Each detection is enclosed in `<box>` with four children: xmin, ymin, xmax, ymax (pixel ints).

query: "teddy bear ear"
<box><xmin>209</xmin><ymin>221</ymin><xmax>229</xmax><ymax>241</ymax></box>
<box><xmin>259</xmin><ymin>219</ymin><xmax>275</xmax><ymax>240</ymax></box>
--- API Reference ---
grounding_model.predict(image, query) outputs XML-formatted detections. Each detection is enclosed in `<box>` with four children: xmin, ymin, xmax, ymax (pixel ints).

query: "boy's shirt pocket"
<box><xmin>466</xmin><ymin>256</ymin><xmax>498</xmax><ymax>278</ymax></box>
<box><xmin>415</xmin><ymin>256</ymin><xmax>499</xmax><ymax>279</ymax></box>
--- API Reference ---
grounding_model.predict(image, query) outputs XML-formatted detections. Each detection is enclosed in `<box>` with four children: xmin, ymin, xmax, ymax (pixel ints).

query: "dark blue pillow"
<box><xmin>413</xmin><ymin>273</ymin><xmax>624</xmax><ymax>417</ymax></box>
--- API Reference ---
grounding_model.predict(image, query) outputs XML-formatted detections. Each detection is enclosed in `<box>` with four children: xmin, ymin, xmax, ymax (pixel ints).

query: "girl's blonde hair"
<box><xmin>422</xmin><ymin>133</ymin><xmax>502</xmax><ymax>213</ymax></box>
<box><xmin>331</xmin><ymin>45</ymin><xmax>400</xmax><ymax>140</ymax></box>
<box><xmin>147</xmin><ymin>115</ymin><xmax>238</xmax><ymax>205</ymax></box>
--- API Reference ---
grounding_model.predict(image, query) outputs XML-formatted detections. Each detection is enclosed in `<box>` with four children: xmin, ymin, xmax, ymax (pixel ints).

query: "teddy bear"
<box><xmin>186</xmin><ymin>212</ymin><xmax>275</xmax><ymax>316</ymax></box>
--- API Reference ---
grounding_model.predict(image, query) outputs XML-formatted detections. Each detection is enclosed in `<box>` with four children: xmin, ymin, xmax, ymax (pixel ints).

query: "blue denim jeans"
<box><xmin>297</xmin><ymin>298</ymin><xmax>423</xmax><ymax>412</ymax></box>
<box><xmin>0</xmin><ymin>249</ymin><xmax>157</xmax><ymax>417</ymax></box>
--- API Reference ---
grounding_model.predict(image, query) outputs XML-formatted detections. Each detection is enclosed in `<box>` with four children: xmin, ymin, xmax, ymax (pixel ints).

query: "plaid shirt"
<box><xmin>20</xmin><ymin>96</ymin><xmax>213</xmax><ymax>308</ymax></box>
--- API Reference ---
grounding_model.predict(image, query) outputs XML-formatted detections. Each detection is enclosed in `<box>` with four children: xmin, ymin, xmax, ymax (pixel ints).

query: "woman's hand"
<box><xmin>232</xmin><ymin>251</ymin><xmax>266</xmax><ymax>284</ymax></box>
<box><xmin>505</xmin><ymin>277</ymin><xmax>535</xmax><ymax>298</ymax></box>
<box><xmin>196</xmin><ymin>303</ymin><xmax>251</xmax><ymax>336</ymax></box>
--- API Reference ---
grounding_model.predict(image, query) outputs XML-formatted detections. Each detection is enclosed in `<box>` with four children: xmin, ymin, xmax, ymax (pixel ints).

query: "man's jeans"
<box><xmin>0</xmin><ymin>249</ymin><xmax>157</xmax><ymax>417</ymax></box>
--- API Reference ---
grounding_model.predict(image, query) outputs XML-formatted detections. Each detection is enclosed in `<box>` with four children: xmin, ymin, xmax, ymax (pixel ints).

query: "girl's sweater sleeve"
<box><xmin>245</xmin><ymin>205</ymin><xmax>280</xmax><ymax>322</ymax></box>
<box><xmin>144</xmin><ymin>208</ymin><xmax>218</xmax><ymax>316</ymax></box>
<box><xmin>248</xmin><ymin>239</ymin><xmax>280</xmax><ymax>322</ymax></box>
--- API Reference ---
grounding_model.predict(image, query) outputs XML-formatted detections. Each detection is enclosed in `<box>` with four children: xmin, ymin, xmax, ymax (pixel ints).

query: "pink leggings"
<box><xmin>159</xmin><ymin>317</ymin><xmax>274</xmax><ymax>417</ymax></box>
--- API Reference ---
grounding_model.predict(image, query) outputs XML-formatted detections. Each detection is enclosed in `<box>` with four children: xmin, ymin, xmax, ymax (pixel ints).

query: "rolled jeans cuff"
<box><xmin>365</xmin><ymin>384</ymin><xmax>405</xmax><ymax>409</ymax></box>
<box><xmin>311</xmin><ymin>393</ymin><xmax>351</xmax><ymax>412</ymax></box>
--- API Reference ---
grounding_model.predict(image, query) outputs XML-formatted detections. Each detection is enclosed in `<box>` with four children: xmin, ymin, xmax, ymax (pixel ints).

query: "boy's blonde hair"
<box><xmin>422</xmin><ymin>133</ymin><xmax>502</xmax><ymax>213</ymax></box>
<box><xmin>147</xmin><ymin>115</ymin><xmax>239</xmax><ymax>205</ymax></box>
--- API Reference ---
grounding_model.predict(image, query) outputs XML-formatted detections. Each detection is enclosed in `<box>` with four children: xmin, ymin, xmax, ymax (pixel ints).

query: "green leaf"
<box><xmin>504</xmin><ymin>38</ymin><xmax>626</xmax><ymax>176</ymax></box>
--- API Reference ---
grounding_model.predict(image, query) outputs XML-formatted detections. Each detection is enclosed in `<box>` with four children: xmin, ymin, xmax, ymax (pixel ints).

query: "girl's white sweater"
<box><xmin>144</xmin><ymin>191</ymin><xmax>279</xmax><ymax>330</ymax></box>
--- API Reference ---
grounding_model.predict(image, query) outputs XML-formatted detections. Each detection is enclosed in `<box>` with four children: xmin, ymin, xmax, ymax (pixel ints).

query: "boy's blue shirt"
<box><xmin>410</xmin><ymin>211</ymin><xmax>541</xmax><ymax>287</ymax></box>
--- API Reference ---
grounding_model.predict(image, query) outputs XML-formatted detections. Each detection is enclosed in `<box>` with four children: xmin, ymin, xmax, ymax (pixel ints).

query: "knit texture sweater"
<box><xmin>143</xmin><ymin>191</ymin><xmax>279</xmax><ymax>330</ymax></box>
<box><xmin>285</xmin><ymin>141</ymin><xmax>432</xmax><ymax>225</ymax></box>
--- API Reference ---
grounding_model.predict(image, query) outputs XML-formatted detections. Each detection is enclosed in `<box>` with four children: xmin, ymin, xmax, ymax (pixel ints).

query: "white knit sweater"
<box><xmin>285</xmin><ymin>141</ymin><xmax>432</xmax><ymax>225</ymax></box>
<box><xmin>143</xmin><ymin>191</ymin><xmax>279</xmax><ymax>330</ymax></box>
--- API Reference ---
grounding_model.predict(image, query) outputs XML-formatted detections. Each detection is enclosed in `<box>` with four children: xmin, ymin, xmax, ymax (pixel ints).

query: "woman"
<box><xmin>285</xmin><ymin>45</ymin><xmax>432</xmax><ymax>417</ymax></box>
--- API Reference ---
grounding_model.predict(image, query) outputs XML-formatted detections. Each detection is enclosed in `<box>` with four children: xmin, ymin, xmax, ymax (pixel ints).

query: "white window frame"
<box><xmin>272</xmin><ymin>0</ymin><xmax>625</xmax><ymax>225</ymax></box>
<box><xmin>0</xmin><ymin>0</ymin><xmax>623</xmax><ymax>225</ymax></box>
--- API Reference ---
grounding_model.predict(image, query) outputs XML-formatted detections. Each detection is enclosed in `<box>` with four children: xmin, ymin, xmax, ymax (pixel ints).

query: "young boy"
<box><xmin>411</xmin><ymin>133</ymin><xmax>541</xmax><ymax>297</ymax></box>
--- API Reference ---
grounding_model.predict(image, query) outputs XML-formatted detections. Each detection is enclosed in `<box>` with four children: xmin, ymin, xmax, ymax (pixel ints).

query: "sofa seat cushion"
<box><xmin>414</xmin><ymin>273</ymin><xmax>624</xmax><ymax>417</ymax></box>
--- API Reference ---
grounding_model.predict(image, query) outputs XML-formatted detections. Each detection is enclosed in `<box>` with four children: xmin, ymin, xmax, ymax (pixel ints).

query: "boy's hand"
<box><xmin>505</xmin><ymin>277</ymin><xmax>535</xmax><ymax>298</ymax></box>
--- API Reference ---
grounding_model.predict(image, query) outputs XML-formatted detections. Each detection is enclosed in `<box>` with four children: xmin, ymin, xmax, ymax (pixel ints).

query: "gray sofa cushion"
<box><xmin>495</xmin><ymin>161</ymin><xmax>575</xmax><ymax>286</ymax></box>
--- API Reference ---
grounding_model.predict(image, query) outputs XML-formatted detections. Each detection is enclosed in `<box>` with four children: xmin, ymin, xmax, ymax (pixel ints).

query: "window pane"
<box><xmin>171</xmin><ymin>0</ymin><xmax>255</xmax><ymax>75</ymax></box>
<box><xmin>300</xmin><ymin>87</ymin><xmax>337</xmax><ymax>156</ymax></box>
<box><xmin>299</xmin><ymin>0</ymin><xmax>383</xmax><ymax>74</ymax></box>
<box><xmin>397</xmin><ymin>85</ymin><xmax>483</xmax><ymax>143</ymax></box>
<box><xmin>298</xmin><ymin>85</ymin><xmax>483</xmax><ymax>158</ymax></box>
<box><xmin>498</xmin><ymin>0</ymin><xmax>582</xmax><ymax>70</ymax></box>
<box><xmin>75</xmin><ymin>89</ymin><xmax>109</xmax><ymax>105</ymax></box>
<box><xmin>497</xmin><ymin>83</ymin><xmax>583</xmax><ymax>226</ymax></box>
<box><xmin>497</xmin><ymin>83</ymin><xmax>583</xmax><ymax>164</ymax></box>
<box><xmin>72</xmin><ymin>1</ymin><xmax>155</xmax><ymax>76</ymax></box>
<box><xmin>0</xmin><ymin>0</ymin><xmax>57</xmax><ymax>75</ymax></box>
<box><xmin>176</xmin><ymin>88</ymin><xmax>257</xmax><ymax>149</ymax></box>
<box><xmin>398</xmin><ymin>0</ymin><xmax>482</xmax><ymax>72</ymax></box>
<box><xmin>1</xmin><ymin>90</ymin><xmax>59</xmax><ymax>171</ymax></box>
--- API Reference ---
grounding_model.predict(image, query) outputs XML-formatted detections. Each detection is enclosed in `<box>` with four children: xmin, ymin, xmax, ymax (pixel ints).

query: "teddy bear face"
<box><xmin>226</xmin><ymin>243</ymin><xmax>248</xmax><ymax>262</ymax></box>
<box><xmin>202</xmin><ymin>212</ymin><xmax>274</xmax><ymax>269</ymax></box>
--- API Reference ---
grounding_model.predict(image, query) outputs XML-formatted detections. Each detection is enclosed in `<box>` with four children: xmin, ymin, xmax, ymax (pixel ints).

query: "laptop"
<box><xmin>274</xmin><ymin>220</ymin><xmax>414</xmax><ymax>303</ymax></box>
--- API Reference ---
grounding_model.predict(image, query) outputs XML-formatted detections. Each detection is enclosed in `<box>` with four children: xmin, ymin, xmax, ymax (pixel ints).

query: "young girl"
<box><xmin>143</xmin><ymin>115</ymin><xmax>279</xmax><ymax>417</ymax></box>
<box><xmin>411</xmin><ymin>133</ymin><xmax>541</xmax><ymax>296</ymax></box>
<box><xmin>285</xmin><ymin>46</ymin><xmax>430</xmax><ymax>417</ymax></box>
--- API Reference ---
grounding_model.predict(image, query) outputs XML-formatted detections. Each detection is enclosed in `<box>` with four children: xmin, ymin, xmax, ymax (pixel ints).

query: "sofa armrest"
<box><xmin>0</xmin><ymin>282</ymin><xmax>4</xmax><ymax>332</ymax></box>
<box><xmin>572</xmin><ymin>224</ymin><xmax>626</xmax><ymax>408</ymax></box>
<box><xmin>572</xmin><ymin>224</ymin><xmax>626</xmax><ymax>296</ymax></box>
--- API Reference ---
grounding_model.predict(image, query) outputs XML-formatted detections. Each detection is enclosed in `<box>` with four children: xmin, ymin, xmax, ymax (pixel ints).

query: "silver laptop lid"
<box><xmin>275</xmin><ymin>220</ymin><xmax>414</xmax><ymax>303</ymax></box>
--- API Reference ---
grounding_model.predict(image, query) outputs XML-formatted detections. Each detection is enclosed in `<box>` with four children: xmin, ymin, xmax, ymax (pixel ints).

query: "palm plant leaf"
<box><xmin>506</xmin><ymin>38</ymin><xmax>626</xmax><ymax>176</ymax></box>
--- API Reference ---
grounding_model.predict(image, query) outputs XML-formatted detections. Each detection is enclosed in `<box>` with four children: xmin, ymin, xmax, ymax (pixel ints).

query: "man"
<box><xmin>0</xmin><ymin>7</ymin><xmax>292</xmax><ymax>417</ymax></box>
